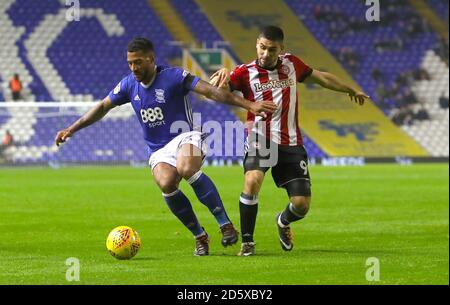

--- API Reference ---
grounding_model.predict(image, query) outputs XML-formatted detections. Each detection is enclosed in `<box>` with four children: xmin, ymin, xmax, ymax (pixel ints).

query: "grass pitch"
<box><xmin>0</xmin><ymin>164</ymin><xmax>448</xmax><ymax>284</ymax></box>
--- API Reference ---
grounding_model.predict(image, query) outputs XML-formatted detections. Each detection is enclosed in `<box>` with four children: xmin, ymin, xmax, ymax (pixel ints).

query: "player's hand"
<box><xmin>349</xmin><ymin>90</ymin><xmax>369</xmax><ymax>106</ymax></box>
<box><xmin>249</xmin><ymin>101</ymin><xmax>278</xmax><ymax>118</ymax></box>
<box><xmin>55</xmin><ymin>128</ymin><xmax>73</xmax><ymax>146</ymax></box>
<box><xmin>210</xmin><ymin>68</ymin><xmax>230</xmax><ymax>89</ymax></box>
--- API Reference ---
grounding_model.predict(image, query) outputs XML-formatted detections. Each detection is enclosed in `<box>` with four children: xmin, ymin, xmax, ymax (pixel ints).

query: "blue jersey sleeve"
<box><xmin>108</xmin><ymin>76</ymin><xmax>131</xmax><ymax>105</ymax></box>
<box><xmin>175</xmin><ymin>68</ymin><xmax>200</xmax><ymax>95</ymax></box>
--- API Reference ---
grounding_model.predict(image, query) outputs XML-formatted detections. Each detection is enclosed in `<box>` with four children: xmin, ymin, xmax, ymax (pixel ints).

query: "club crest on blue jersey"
<box><xmin>155</xmin><ymin>89</ymin><xmax>166</xmax><ymax>104</ymax></box>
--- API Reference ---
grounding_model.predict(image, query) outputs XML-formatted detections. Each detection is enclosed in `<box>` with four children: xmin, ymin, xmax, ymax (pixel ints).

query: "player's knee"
<box><xmin>153</xmin><ymin>163</ymin><xmax>179</xmax><ymax>193</ymax></box>
<box><xmin>290</xmin><ymin>196</ymin><xmax>311</xmax><ymax>216</ymax></box>
<box><xmin>158</xmin><ymin>180</ymin><xmax>178</xmax><ymax>194</ymax></box>
<box><xmin>244</xmin><ymin>171</ymin><xmax>264</xmax><ymax>195</ymax></box>
<box><xmin>155</xmin><ymin>176</ymin><xmax>179</xmax><ymax>194</ymax></box>
<box><xmin>177</xmin><ymin>163</ymin><xmax>200</xmax><ymax>180</ymax></box>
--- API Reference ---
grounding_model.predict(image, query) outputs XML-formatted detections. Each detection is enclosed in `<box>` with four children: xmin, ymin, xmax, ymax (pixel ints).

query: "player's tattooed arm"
<box><xmin>193</xmin><ymin>79</ymin><xmax>277</xmax><ymax>118</ymax></box>
<box><xmin>55</xmin><ymin>97</ymin><xmax>116</xmax><ymax>146</ymax></box>
<box><xmin>305</xmin><ymin>69</ymin><xmax>369</xmax><ymax>105</ymax></box>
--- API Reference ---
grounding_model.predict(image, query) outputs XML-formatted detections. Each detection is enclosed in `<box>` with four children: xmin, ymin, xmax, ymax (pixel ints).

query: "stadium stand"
<box><xmin>1</xmin><ymin>0</ymin><xmax>159</xmax><ymax>163</ymax></box>
<box><xmin>0</xmin><ymin>0</ymin><xmax>39</xmax><ymax>102</ymax></box>
<box><xmin>194</xmin><ymin>0</ymin><xmax>429</xmax><ymax>157</ymax></box>
<box><xmin>286</xmin><ymin>0</ymin><xmax>449</xmax><ymax>156</ymax></box>
<box><xmin>170</xmin><ymin>0</ymin><xmax>242</xmax><ymax>65</ymax></box>
<box><xmin>11</xmin><ymin>0</ymin><xmax>174</xmax><ymax>101</ymax></box>
<box><xmin>0</xmin><ymin>76</ymin><xmax>5</xmax><ymax>102</ymax></box>
<box><xmin>0</xmin><ymin>0</ymin><xmax>448</xmax><ymax>165</ymax></box>
<box><xmin>0</xmin><ymin>0</ymin><xmax>264</xmax><ymax>164</ymax></box>
<box><xmin>403</xmin><ymin>50</ymin><xmax>449</xmax><ymax>156</ymax></box>
<box><xmin>172</xmin><ymin>0</ymin><xmax>327</xmax><ymax>159</ymax></box>
<box><xmin>171</xmin><ymin>0</ymin><xmax>223</xmax><ymax>47</ymax></box>
<box><xmin>427</xmin><ymin>0</ymin><xmax>449</xmax><ymax>23</ymax></box>
<box><xmin>286</xmin><ymin>0</ymin><xmax>437</xmax><ymax>112</ymax></box>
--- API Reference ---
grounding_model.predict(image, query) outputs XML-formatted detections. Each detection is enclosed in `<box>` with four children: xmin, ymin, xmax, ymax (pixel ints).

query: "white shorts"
<box><xmin>148</xmin><ymin>131</ymin><xmax>207</xmax><ymax>170</ymax></box>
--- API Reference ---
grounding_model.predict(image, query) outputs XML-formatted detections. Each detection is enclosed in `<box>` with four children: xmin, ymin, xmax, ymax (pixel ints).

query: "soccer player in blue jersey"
<box><xmin>55</xmin><ymin>38</ymin><xmax>277</xmax><ymax>256</ymax></box>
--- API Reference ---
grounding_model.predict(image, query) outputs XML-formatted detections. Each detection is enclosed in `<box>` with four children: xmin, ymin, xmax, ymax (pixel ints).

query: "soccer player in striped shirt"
<box><xmin>211</xmin><ymin>26</ymin><xmax>369</xmax><ymax>256</ymax></box>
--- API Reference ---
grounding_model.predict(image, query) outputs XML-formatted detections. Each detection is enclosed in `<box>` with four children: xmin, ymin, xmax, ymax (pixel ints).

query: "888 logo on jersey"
<box><xmin>140</xmin><ymin>107</ymin><xmax>165</xmax><ymax>128</ymax></box>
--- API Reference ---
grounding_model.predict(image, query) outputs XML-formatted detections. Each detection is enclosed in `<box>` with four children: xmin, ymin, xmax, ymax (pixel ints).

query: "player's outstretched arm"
<box><xmin>305</xmin><ymin>70</ymin><xmax>369</xmax><ymax>105</ymax></box>
<box><xmin>193</xmin><ymin>79</ymin><xmax>277</xmax><ymax>118</ymax></box>
<box><xmin>55</xmin><ymin>97</ymin><xmax>116</xmax><ymax>146</ymax></box>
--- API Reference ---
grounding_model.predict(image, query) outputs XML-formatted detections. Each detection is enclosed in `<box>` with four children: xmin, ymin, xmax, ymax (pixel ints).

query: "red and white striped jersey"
<box><xmin>230</xmin><ymin>53</ymin><xmax>312</xmax><ymax>146</ymax></box>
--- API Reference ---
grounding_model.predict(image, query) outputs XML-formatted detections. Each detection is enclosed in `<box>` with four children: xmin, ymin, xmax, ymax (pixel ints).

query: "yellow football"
<box><xmin>106</xmin><ymin>226</ymin><xmax>141</xmax><ymax>260</ymax></box>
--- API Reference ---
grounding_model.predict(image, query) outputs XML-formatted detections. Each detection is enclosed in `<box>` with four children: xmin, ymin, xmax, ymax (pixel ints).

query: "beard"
<box><xmin>259</xmin><ymin>58</ymin><xmax>277</xmax><ymax>69</ymax></box>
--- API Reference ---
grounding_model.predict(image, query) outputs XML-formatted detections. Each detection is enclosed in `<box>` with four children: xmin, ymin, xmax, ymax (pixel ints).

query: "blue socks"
<box><xmin>162</xmin><ymin>171</ymin><xmax>230</xmax><ymax>237</ymax></box>
<box><xmin>163</xmin><ymin>189</ymin><xmax>204</xmax><ymax>237</ymax></box>
<box><xmin>187</xmin><ymin>171</ymin><xmax>231</xmax><ymax>227</ymax></box>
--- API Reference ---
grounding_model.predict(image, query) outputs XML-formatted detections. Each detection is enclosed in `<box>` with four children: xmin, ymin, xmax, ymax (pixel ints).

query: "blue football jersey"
<box><xmin>108</xmin><ymin>66</ymin><xmax>200</xmax><ymax>154</ymax></box>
